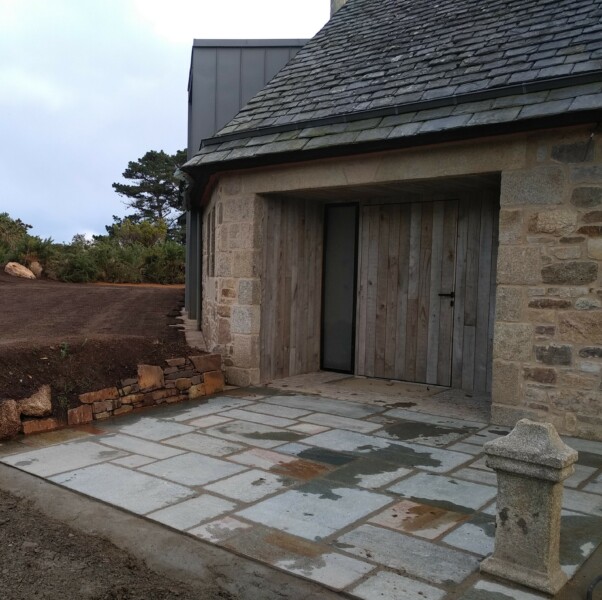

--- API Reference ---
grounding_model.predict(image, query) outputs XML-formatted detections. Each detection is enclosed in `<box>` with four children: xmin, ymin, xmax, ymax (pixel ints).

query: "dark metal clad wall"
<box><xmin>188</xmin><ymin>41</ymin><xmax>306</xmax><ymax>159</ymax></box>
<box><xmin>185</xmin><ymin>40</ymin><xmax>306</xmax><ymax>320</ymax></box>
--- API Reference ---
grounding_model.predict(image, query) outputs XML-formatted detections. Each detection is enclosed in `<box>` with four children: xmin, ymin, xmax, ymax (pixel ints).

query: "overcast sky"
<box><xmin>0</xmin><ymin>0</ymin><xmax>329</xmax><ymax>242</ymax></box>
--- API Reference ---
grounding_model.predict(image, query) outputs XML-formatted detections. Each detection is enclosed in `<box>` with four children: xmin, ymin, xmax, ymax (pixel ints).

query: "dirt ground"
<box><xmin>0</xmin><ymin>272</ymin><xmax>191</xmax><ymax>409</ymax></box>
<box><xmin>0</xmin><ymin>489</ymin><xmax>237</xmax><ymax>600</ymax></box>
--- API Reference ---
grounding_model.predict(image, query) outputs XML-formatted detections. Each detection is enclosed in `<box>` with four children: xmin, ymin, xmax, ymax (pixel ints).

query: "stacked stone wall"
<box><xmin>493</xmin><ymin>128</ymin><xmax>602</xmax><ymax>440</ymax></box>
<box><xmin>0</xmin><ymin>354</ymin><xmax>225</xmax><ymax>440</ymax></box>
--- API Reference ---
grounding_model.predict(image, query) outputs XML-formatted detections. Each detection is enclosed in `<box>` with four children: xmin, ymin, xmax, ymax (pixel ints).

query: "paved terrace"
<box><xmin>1</xmin><ymin>383</ymin><xmax>601</xmax><ymax>600</ymax></box>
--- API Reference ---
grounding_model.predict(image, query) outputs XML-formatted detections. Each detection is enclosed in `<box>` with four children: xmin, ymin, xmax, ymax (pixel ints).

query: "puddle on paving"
<box><xmin>243</xmin><ymin>431</ymin><xmax>304</xmax><ymax>442</ymax></box>
<box><xmin>323</xmin><ymin>458</ymin><xmax>407</xmax><ymax>487</ymax></box>
<box><xmin>560</xmin><ymin>513</ymin><xmax>602</xmax><ymax>566</ymax></box>
<box><xmin>265</xmin><ymin>531</ymin><xmax>324</xmax><ymax>558</ymax></box>
<box><xmin>575</xmin><ymin>450</ymin><xmax>602</xmax><ymax>469</ymax></box>
<box><xmin>366</xmin><ymin>444</ymin><xmax>442</xmax><ymax>469</ymax></box>
<box><xmin>271</xmin><ymin>459</ymin><xmax>332</xmax><ymax>481</ymax></box>
<box><xmin>298</xmin><ymin>481</ymin><xmax>343</xmax><ymax>501</ymax></box>
<box><xmin>381</xmin><ymin>421</ymin><xmax>476</xmax><ymax>444</ymax></box>
<box><xmin>296</xmin><ymin>447</ymin><xmax>356</xmax><ymax>466</ymax></box>
<box><xmin>405</xmin><ymin>495</ymin><xmax>475</xmax><ymax>515</ymax></box>
<box><xmin>14</xmin><ymin>459</ymin><xmax>37</xmax><ymax>467</ymax></box>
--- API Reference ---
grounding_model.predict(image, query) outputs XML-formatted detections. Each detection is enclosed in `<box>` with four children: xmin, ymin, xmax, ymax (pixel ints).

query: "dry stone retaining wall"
<box><xmin>0</xmin><ymin>354</ymin><xmax>225</xmax><ymax>440</ymax></box>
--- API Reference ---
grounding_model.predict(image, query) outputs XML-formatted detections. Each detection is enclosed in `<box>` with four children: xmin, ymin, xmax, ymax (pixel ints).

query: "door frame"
<box><xmin>320</xmin><ymin>202</ymin><xmax>360</xmax><ymax>374</ymax></box>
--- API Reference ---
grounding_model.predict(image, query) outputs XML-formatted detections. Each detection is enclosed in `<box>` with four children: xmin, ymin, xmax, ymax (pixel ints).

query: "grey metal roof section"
<box><xmin>184</xmin><ymin>0</ymin><xmax>602</xmax><ymax>172</ymax></box>
<box><xmin>187</xmin><ymin>40</ymin><xmax>307</xmax><ymax>160</ymax></box>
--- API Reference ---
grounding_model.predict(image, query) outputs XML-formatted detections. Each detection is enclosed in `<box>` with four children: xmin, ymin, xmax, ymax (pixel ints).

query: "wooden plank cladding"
<box><xmin>356</xmin><ymin>194</ymin><xmax>498</xmax><ymax>394</ymax></box>
<box><xmin>261</xmin><ymin>197</ymin><xmax>324</xmax><ymax>380</ymax></box>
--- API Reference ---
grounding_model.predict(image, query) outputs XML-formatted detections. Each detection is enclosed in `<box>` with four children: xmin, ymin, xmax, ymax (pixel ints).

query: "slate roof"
<box><xmin>185</xmin><ymin>0</ymin><xmax>602</xmax><ymax>171</ymax></box>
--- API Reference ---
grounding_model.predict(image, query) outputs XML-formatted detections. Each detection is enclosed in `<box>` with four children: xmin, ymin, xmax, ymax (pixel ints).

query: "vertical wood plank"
<box><xmin>374</xmin><ymin>205</ymin><xmax>390</xmax><ymax>378</ymax></box>
<box><xmin>405</xmin><ymin>203</ymin><xmax>422</xmax><ymax>380</ymax></box>
<box><xmin>394</xmin><ymin>203</ymin><xmax>411</xmax><ymax>379</ymax></box>
<box><xmin>312</xmin><ymin>203</ymin><xmax>324</xmax><ymax>371</ymax></box>
<box><xmin>451</xmin><ymin>198</ymin><xmax>469</xmax><ymax>388</ymax></box>
<box><xmin>384</xmin><ymin>204</ymin><xmax>400</xmax><ymax>378</ymax></box>
<box><xmin>364</xmin><ymin>206</ymin><xmax>380</xmax><ymax>377</ymax></box>
<box><xmin>437</xmin><ymin>200</ymin><xmax>458</xmax><ymax>385</ymax></box>
<box><xmin>426</xmin><ymin>201</ymin><xmax>444</xmax><ymax>384</ymax></box>
<box><xmin>355</xmin><ymin>206</ymin><xmax>369</xmax><ymax>374</ymax></box>
<box><xmin>288</xmin><ymin>202</ymin><xmax>299</xmax><ymax>375</ymax></box>
<box><xmin>415</xmin><ymin>202</ymin><xmax>433</xmax><ymax>382</ymax></box>
<box><xmin>461</xmin><ymin>196</ymin><xmax>482</xmax><ymax>391</ymax></box>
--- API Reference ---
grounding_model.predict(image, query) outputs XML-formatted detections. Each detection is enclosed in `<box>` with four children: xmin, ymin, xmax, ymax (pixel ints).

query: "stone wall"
<box><xmin>201</xmin><ymin>186</ymin><xmax>263</xmax><ymax>388</ymax></box>
<box><xmin>493</xmin><ymin>128</ymin><xmax>602</xmax><ymax>440</ymax></box>
<box><xmin>0</xmin><ymin>354</ymin><xmax>225</xmax><ymax>440</ymax></box>
<box><xmin>198</xmin><ymin>124</ymin><xmax>601</xmax><ymax>439</ymax></box>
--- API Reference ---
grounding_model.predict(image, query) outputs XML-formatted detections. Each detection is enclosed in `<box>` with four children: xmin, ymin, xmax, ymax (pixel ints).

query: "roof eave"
<box><xmin>183</xmin><ymin>109</ymin><xmax>602</xmax><ymax>208</ymax></box>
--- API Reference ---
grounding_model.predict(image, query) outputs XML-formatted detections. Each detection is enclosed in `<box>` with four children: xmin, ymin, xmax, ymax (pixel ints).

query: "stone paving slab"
<box><xmin>458</xmin><ymin>580</ymin><xmax>547</xmax><ymax>599</ymax></box>
<box><xmin>204</xmin><ymin>420</ymin><xmax>305</xmax><ymax>449</ymax></box>
<box><xmin>118</xmin><ymin>417</ymin><xmax>196</xmax><ymax>441</ymax></box>
<box><xmin>263</xmin><ymin>395</ymin><xmax>383</xmax><ymax>418</ymax></box>
<box><xmin>50</xmin><ymin>463</ymin><xmax>195</xmax><ymax>514</ymax></box>
<box><xmin>1</xmin><ymin>440</ymin><xmax>127</xmax><ymax>477</ymax></box>
<box><xmin>205</xmin><ymin>469</ymin><xmax>294</xmax><ymax>502</ymax></box>
<box><xmin>97</xmin><ymin>433</ymin><xmax>186</xmax><ymax>459</ymax></box>
<box><xmin>140</xmin><ymin>452</ymin><xmax>246</xmax><ymax>486</ymax></box>
<box><xmin>388</xmin><ymin>472</ymin><xmax>497</xmax><ymax>512</ymax></box>
<box><xmin>351</xmin><ymin>571</ymin><xmax>446</xmax><ymax>600</ymax></box>
<box><xmin>147</xmin><ymin>494</ymin><xmax>237</xmax><ymax>530</ymax></box>
<box><xmin>163</xmin><ymin>432</ymin><xmax>245</xmax><ymax>457</ymax></box>
<box><xmin>237</xmin><ymin>480</ymin><xmax>392</xmax><ymax>541</ymax></box>
<box><xmin>337</xmin><ymin>524</ymin><xmax>480</xmax><ymax>584</ymax></box>
<box><xmin>1</xmin><ymin>390</ymin><xmax>601</xmax><ymax>600</ymax></box>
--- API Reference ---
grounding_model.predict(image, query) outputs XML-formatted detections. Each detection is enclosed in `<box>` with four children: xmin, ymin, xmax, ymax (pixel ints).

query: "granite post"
<box><xmin>480</xmin><ymin>419</ymin><xmax>578</xmax><ymax>595</ymax></box>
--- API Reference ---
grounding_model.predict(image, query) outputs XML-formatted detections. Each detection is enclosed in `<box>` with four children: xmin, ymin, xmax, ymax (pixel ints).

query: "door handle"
<box><xmin>438</xmin><ymin>291</ymin><xmax>455</xmax><ymax>298</ymax></box>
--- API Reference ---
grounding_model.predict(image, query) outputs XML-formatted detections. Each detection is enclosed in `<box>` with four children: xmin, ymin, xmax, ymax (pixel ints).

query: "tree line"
<box><xmin>1</xmin><ymin>149</ymin><xmax>187</xmax><ymax>284</ymax></box>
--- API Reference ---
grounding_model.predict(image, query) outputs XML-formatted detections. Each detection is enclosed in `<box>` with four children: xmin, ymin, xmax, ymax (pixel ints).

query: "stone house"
<box><xmin>182</xmin><ymin>0</ymin><xmax>602</xmax><ymax>440</ymax></box>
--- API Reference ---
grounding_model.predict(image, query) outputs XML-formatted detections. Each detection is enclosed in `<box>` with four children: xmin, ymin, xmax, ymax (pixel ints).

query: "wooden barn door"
<box><xmin>356</xmin><ymin>200</ymin><xmax>457</xmax><ymax>386</ymax></box>
<box><xmin>355</xmin><ymin>194</ymin><xmax>497</xmax><ymax>393</ymax></box>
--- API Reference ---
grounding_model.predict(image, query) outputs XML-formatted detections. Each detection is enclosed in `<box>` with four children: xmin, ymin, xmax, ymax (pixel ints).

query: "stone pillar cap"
<box><xmin>484</xmin><ymin>419</ymin><xmax>578</xmax><ymax>469</ymax></box>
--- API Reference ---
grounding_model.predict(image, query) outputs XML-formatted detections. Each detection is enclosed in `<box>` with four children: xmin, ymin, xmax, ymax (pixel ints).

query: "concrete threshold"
<box><xmin>0</xmin><ymin>463</ymin><xmax>342</xmax><ymax>600</ymax></box>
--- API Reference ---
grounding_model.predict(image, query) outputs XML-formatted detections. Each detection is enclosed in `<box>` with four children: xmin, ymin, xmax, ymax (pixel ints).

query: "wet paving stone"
<box><xmin>584</xmin><ymin>474</ymin><xmax>602</xmax><ymax>494</ymax></box>
<box><xmin>1</xmin><ymin>440</ymin><xmax>127</xmax><ymax>477</ymax></box>
<box><xmin>217</xmin><ymin>408</ymin><xmax>297</xmax><ymax>429</ymax></box>
<box><xmin>117</xmin><ymin>417</ymin><xmax>195</xmax><ymax>441</ymax></box>
<box><xmin>288</xmin><ymin>423</ymin><xmax>331</xmax><ymax>435</ymax></box>
<box><xmin>51</xmin><ymin>463</ymin><xmax>195</xmax><ymax>514</ymax></box>
<box><xmin>168</xmin><ymin>397</ymin><xmax>253</xmax><ymax>422</ymax></box>
<box><xmin>559</xmin><ymin>510</ymin><xmax>602</xmax><ymax>576</ymax></box>
<box><xmin>96</xmin><ymin>433</ymin><xmax>186</xmax><ymax>459</ymax></box>
<box><xmin>451</xmin><ymin>467</ymin><xmax>498</xmax><ymax>487</ymax></box>
<box><xmin>236</xmin><ymin>480</ymin><xmax>392</xmax><ymax>541</ymax></box>
<box><xmin>300</xmin><ymin>413</ymin><xmax>382</xmax><ymax>434</ymax></box>
<box><xmin>188</xmin><ymin>415</ymin><xmax>233</xmax><ymax>428</ymax></box>
<box><xmin>351</xmin><ymin>570</ymin><xmax>446</xmax><ymax>600</ymax></box>
<box><xmin>276</xmin><ymin>443</ymin><xmax>357</xmax><ymax>466</ymax></box>
<box><xmin>337</xmin><ymin>524</ymin><xmax>479</xmax><ymax>585</ymax></box>
<box><xmin>322</xmin><ymin>457</ymin><xmax>411</xmax><ymax>489</ymax></box>
<box><xmin>442</xmin><ymin>513</ymin><xmax>495</xmax><ymax>556</ymax></box>
<box><xmin>243</xmin><ymin>402</ymin><xmax>313</xmax><ymax>419</ymax></box>
<box><xmin>375</xmin><ymin>419</ymin><xmax>478</xmax><ymax>447</ymax></box>
<box><xmin>147</xmin><ymin>494</ymin><xmax>236</xmax><ymax>530</ymax></box>
<box><xmin>189</xmin><ymin>516</ymin><xmax>252</xmax><ymax>543</ymax></box>
<box><xmin>302</xmin><ymin>430</ymin><xmax>474</xmax><ymax>473</ymax></box>
<box><xmin>383</xmin><ymin>409</ymin><xmax>486</xmax><ymax>430</ymax></box>
<box><xmin>221</xmin><ymin>526</ymin><xmax>375</xmax><ymax>589</ymax></box>
<box><xmin>111</xmin><ymin>454</ymin><xmax>157</xmax><ymax>468</ymax></box>
<box><xmin>205</xmin><ymin>469</ymin><xmax>294</xmax><ymax>503</ymax></box>
<box><xmin>562</xmin><ymin>487</ymin><xmax>602</xmax><ymax>517</ymax></box>
<box><xmin>162</xmin><ymin>432</ymin><xmax>245</xmax><ymax>457</ymax></box>
<box><xmin>369</xmin><ymin>499</ymin><xmax>467</xmax><ymax>539</ymax></box>
<box><xmin>388</xmin><ymin>472</ymin><xmax>496</xmax><ymax>513</ymax></box>
<box><xmin>457</xmin><ymin>579</ymin><xmax>547</xmax><ymax>599</ymax></box>
<box><xmin>139</xmin><ymin>452</ymin><xmax>246</xmax><ymax>486</ymax></box>
<box><xmin>264</xmin><ymin>395</ymin><xmax>383</xmax><ymax>418</ymax></box>
<box><xmin>204</xmin><ymin>420</ymin><xmax>305</xmax><ymax>449</ymax></box>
